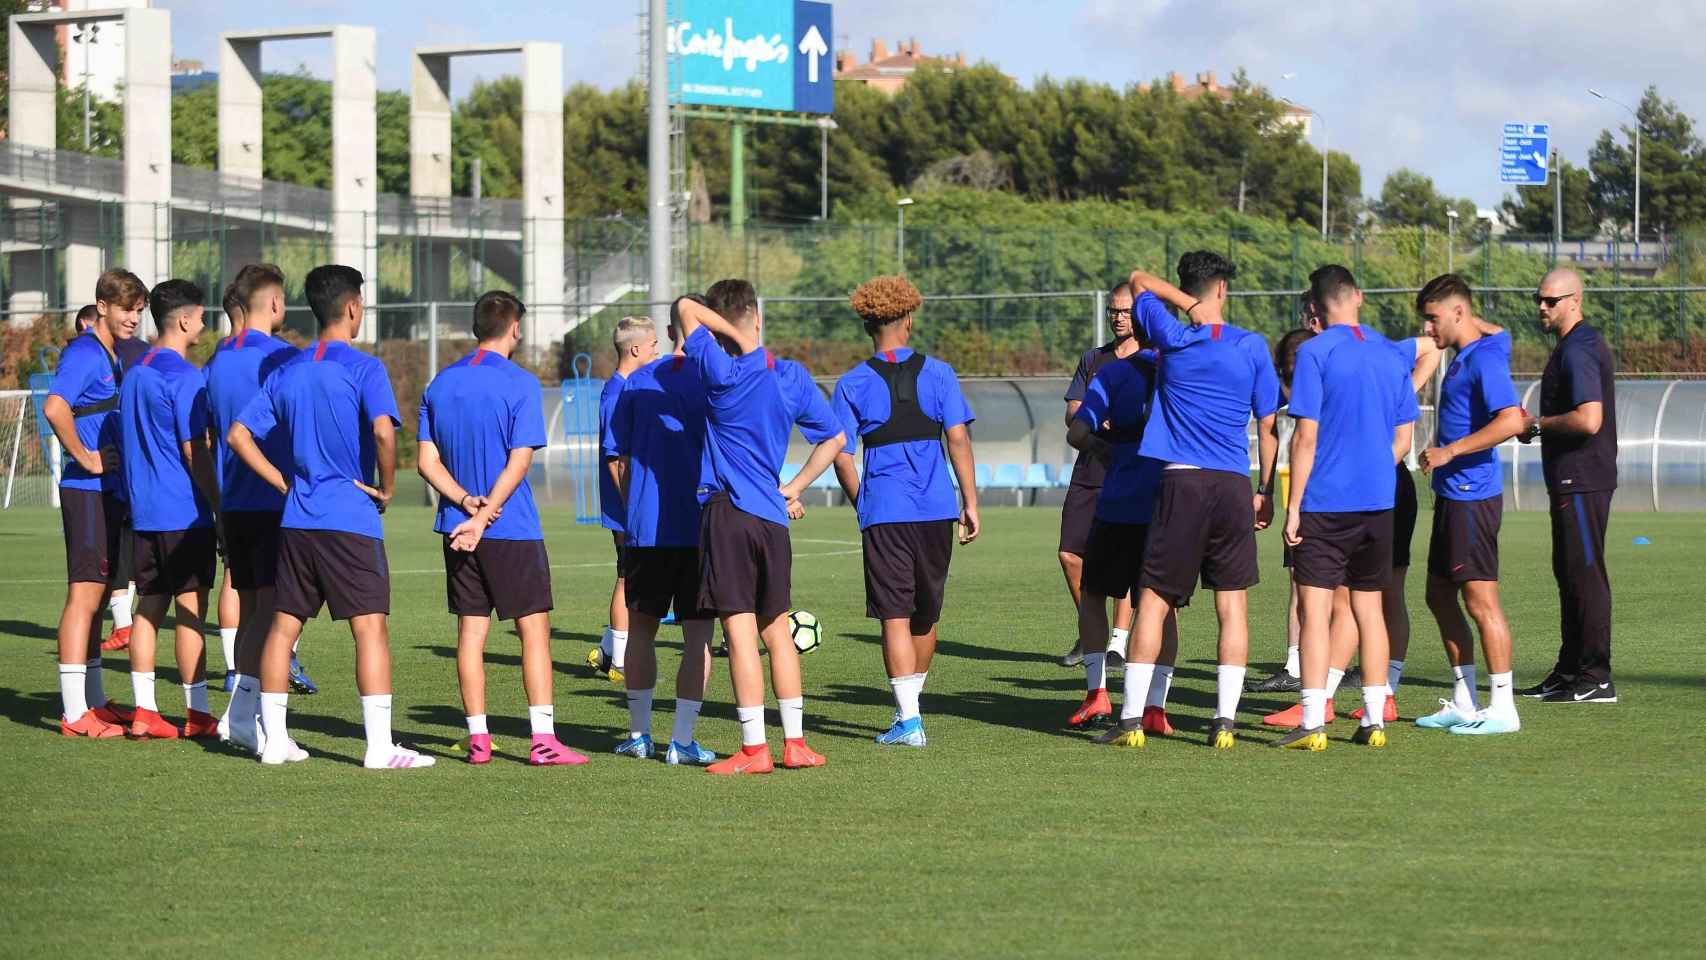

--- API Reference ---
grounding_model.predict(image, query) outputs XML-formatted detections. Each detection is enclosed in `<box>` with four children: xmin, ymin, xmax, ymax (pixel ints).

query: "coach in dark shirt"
<box><xmin>1519</xmin><ymin>268</ymin><xmax>1618</xmax><ymax>704</ymax></box>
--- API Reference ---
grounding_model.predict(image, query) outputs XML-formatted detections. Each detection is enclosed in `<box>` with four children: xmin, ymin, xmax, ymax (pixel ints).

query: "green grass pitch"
<box><xmin>1</xmin><ymin>504</ymin><xmax>1702</xmax><ymax>958</ymax></box>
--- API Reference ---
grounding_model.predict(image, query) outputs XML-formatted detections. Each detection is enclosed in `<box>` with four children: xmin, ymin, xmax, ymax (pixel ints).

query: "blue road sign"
<box><xmin>1501</xmin><ymin>121</ymin><xmax>1550</xmax><ymax>185</ymax></box>
<box><xmin>669</xmin><ymin>0</ymin><xmax>834</xmax><ymax>115</ymax></box>
<box><xmin>792</xmin><ymin>1</ymin><xmax>834</xmax><ymax>115</ymax></box>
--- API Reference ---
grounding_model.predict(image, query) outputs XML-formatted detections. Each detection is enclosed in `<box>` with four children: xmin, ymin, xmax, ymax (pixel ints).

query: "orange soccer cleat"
<box><xmin>1140</xmin><ymin>705</ymin><xmax>1175</xmax><ymax>736</ymax></box>
<box><xmin>128</xmin><ymin>708</ymin><xmax>180</xmax><ymax>740</ymax></box>
<box><xmin>90</xmin><ymin>701</ymin><xmax>135</xmax><ymax>726</ymax></box>
<box><xmin>1261</xmin><ymin>699</ymin><xmax>1336</xmax><ymax>729</ymax></box>
<box><xmin>100</xmin><ymin>626</ymin><xmax>131</xmax><ymax>651</ymax></box>
<box><xmin>1067</xmin><ymin>689</ymin><xmax>1113</xmax><ymax>728</ymax></box>
<box><xmin>707</xmin><ymin>744</ymin><xmax>774</xmax><ymax>776</ymax></box>
<box><xmin>1350</xmin><ymin>698</ymin><xmax>1399</xmax><ymax>724</ymax></box>
<box><xmin>61</xmin><ymin>711</ymin><xmax>124</xmax><ymax>739</ymax></box>
<box><xmin>781</xmin><ymin>739</ymin><xmax>826</xmax><ymax>769</ymax></box>
<box><xmin>182</xmin><ymin>710</ymin><xmax>220</xmax><ymax>739</ymax></box>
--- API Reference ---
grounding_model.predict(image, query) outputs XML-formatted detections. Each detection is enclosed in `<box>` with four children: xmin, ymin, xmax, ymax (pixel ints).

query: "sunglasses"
<box><xmin>1533</xmin><ymin>293</ymin><xmax>1576</xmax><ymax>307</ymax></box>
<box><xmin>1106</xmin><ymin>308</ymin><xmax>1133</xmax><ymax>319</ymax></box>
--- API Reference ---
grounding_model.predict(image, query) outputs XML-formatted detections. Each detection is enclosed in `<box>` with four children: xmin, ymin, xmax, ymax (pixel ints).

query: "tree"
<box><xmin>1374</xmin><ymin>168</ymin><xmax>1473</xmax><ymax>228</ymax></box>
<box><xmin>1587</xmin><ymin>86</ymin><xmax>1706</xmax><ymax>236</ymax></box>
<box><xmin>1499</xmin><ymin>158</ymin><xmax>1596</xmax><ymax>238</ymax></box>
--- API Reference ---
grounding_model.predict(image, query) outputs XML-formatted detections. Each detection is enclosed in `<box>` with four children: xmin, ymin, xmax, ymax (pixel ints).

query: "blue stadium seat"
<box><xmin>992</xmin><ymin>463</ymin><xmax>1024</xmax><ymax>486</ymax></box>
<box><xmin>975</xmin><ymin>463</ymin><xmax>993</xmax><ymax>488</ymax></box>
<box><xmin>1022</xmin><ymin>463</ymin><xmax>1054</xmax><ymax>488</ymax></box>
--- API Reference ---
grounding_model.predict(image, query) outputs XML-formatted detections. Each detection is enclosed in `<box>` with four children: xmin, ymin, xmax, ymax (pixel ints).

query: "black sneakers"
<box><xmin>1341</xmin><ymin>666</ymin><xmax>1362</xmax><ymax>689</ymax></box>
<box><xmin>1544</xmin><ymin>679</ymin><xmax>1617</xmax><ymax>704</ymax></box>
<box><xmin>1060</xmin><ymin>644</ymin><xmax>1084</xmax><ymax>668</ymax></box>
<box><xmin>1246</xmin><ymin>669</ymin><xmax>1301</xmax><ymax>693</ymax></box>
<box><xmin>1519</xmin><ymin>671</ymin><xmax>1573</xmax><ymax>699</ymax></box>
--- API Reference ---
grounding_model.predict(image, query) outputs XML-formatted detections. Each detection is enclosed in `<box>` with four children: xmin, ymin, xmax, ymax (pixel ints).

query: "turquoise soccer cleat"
<box><xmin>875</xmin><ymin>717</ymin><xmax>927</xmax><ymax>747</ymax></box>
<box><xmin>613</xmin><ymin>734</ymin><xmax>655</xmax><ymax>759</ymax></box>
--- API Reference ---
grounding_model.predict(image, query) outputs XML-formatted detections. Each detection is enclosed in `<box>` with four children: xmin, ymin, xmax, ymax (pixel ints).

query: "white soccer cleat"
<box><xmin>1415</xmin><ymin>699</ymin><xmax>1479</xmax><ymax>730</ymax></box>
<box><xmin>259</xmin><ymin>738</ymin><xmax>309</xmax><ymax>765</ymax></box>
<box><xmin>363</xmin><ymin>745</ymin><xmax>437</xmax><ymax>770</ymax></box>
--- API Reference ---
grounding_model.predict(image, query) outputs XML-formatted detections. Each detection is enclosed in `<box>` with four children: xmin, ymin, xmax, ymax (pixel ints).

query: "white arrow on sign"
<box><xmin>1531</xmin><ymin>151</ymin><xmax>1546</xmax><ymax>166</ymax></box>
<box><xmin>799</xmin><ymin>24</ymin><xmax>828</xmax><ymax>83</ymax></box>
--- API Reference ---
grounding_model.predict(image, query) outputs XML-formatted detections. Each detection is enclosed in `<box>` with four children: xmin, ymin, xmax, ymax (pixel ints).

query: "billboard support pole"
<box><xmin>647</xmin><ymin>0</ymin><xmax>671</xmax><ymax>325</ymax></box>
<box><xmin>730</xmin><ymin>118</ymin><xmax>747</xmax><ymax>236</ymax></box>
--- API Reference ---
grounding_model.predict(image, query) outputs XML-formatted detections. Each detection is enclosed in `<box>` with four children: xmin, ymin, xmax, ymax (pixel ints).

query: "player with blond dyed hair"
<box><xmin>588</xmin><ymin>315</ymin><xmax>660</xmax><ymax>684</ymax></box>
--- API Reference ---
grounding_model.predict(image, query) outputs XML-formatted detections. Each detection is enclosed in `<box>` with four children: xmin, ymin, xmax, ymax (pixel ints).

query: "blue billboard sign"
<box><xmin>669</xmin><ymin>0</ymin><xmax>834</xmax><ymax>115</ymax></box>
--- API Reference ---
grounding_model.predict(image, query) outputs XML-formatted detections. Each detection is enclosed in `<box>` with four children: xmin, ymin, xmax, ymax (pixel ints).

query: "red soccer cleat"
<box><xmin>781</xmin><ymin>738</ymin><xmax>826</xmax><ymax>769</ymax></box>
<box><xmin>1141</xmin><ymin>705</ymin><xmax>1175</xmax><ymax>736</ymax></box>
<box><xmin>100</xmin><ymin>626</ymin><xmax>131</xmax><ymax>651</ymax></box>
<box><xmin>1261</xmin><ymin>698</ymin><xmax>1336</xmax><ymax>729</ymax></box>
<box><xmin>128</xmin><ymin>708</ymin><xmax>180</xmax><ymax>740</ymax></box>
<box><xmin>182</xmin><ymin>710</ymin><xmax>219</xmax><ymax>739</ymax></box>
<box><xmin>1067</xmin><ymin>689</ymin><xmax>1113</xmax><ymax>728</ymax></box>
<box><xmin>1350</xmin><ymin>698</ymin><xmax>1399</xmax><ymax>724</ymax></box>
<box><xmin>61</xmin><ymin>711</ymin><xmax>124</xmax><ymax>738</ymax></box>
<box><xmin>90</xmin><ymin>701</ymin><xmax>135</xmax><ymax>726</ymax></box>
<box><xmin>707</xmin><ymin>744</ymin><xmax>774</xmax><ymax>776</ymax></box>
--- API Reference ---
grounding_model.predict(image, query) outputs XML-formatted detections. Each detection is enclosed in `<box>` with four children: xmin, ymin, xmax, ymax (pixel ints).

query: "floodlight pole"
<box><xmin>647</xmin><ymin>0</ymin><xmax>671</xmax><ymax>323</ymax></box>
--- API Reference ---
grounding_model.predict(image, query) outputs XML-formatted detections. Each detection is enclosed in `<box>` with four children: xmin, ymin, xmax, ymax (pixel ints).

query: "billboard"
<box><xmin>668</xmin><ymin>0</ymin><xmax>834</xmax><ymax>115</ymax></box>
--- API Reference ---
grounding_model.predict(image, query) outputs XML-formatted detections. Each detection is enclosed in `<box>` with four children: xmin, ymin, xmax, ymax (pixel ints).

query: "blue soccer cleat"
<box><xmin>223</xmin><ymin>669</ymin><xmax>237</xmax><ymax>692</ymax></box>
<box><xmin>665</xmin><ymin>740</ymin><xmax>716</xmax><ymax>766</ymax></box>
<box><xmin>875</xmin><ymin>716</ymin><xmax>927</xmax><ymax>747</ymax></box>
<box><xmin>1449</xmin><ymin>710</ymin><xmax>1521</xmax><ymax>736</ymax></box>
<box><xmin>288</xmin><ymin>655</ymin><xmax>318</xmax><ymax>695</ymax></box>
<box><xmin>614</xmin><ymin>734</ymin><xmax>655</xmax><ymax>759</ymax></box>
<box><xmin>1415</xmin><ymin>699</ymin><xmax>1477</xmax><ymax>729</ymax></box>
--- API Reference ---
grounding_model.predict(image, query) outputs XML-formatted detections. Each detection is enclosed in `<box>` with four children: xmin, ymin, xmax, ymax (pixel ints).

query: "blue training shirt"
<box><xmin>597</xmin><ymin>372</ymin><xmax>629</xmax><ymax>532</ymax></box>
<box><xmin>1433</xmin><ymin>330</ymin><xmax>1518</xmax><ymax>501</ymax></box>
<box><xmin>831</xmin><ymin>347</ymin><xmax>975</xmax><ymax>530</ymax></box>
<box><xmin>418</xmin><ymin>347</ymin><xmax>546</xmax><ymax>541</ymax></box>
<box><xmin>235</xmin><ymin>339</ymin><xmax>401</xmax><ymax>540</ymax></box>
<box><xmin>685</xmin><ymin>326</ymin><xmax>842</xmax><ymax>528</ymax></box>
<box><xmin>610</xmin><ymin>354</ymin><xmax>710</xmax><ymax>548</ymax></box>
<box><xmin>1074</xmin><ymin>350</ymin><xmax>1164</xmax><ymax>525</ymax></box>
<box><xmin>204</xmin><ymin>328</ymin><xmax>297</xmax><ymax>512</ymax></box>
<box><xmin>47</xmin><ymin>330</ymin><xmax>132</xmax><ymax>494</ymax></box>
<box><xmin>1287</xmin><ymin>324</ymin><xmax>1419</xmax><ymax>513</ymax></box>
<box><xmin>118</xmin><ymin>346</ymin><xmax>214</xmax><ymax>532</ymax></box>
<box><xmin>1134</xmin><ymin>292</ymin><xmax>1281</xmax><ymax>475</ymax></box>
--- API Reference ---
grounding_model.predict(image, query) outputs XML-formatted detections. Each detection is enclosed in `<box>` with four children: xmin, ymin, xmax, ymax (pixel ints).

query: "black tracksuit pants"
<box><xmin>1548</xmin><ymin>490</ymin><xmax>1614</xmax><ymax>683</ymax></box>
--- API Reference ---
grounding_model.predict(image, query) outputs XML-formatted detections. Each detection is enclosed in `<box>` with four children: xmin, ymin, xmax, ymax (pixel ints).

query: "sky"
<box><xmin>154</xmin><ymin>0</ymin><xmax>1706</xmax><ymax>212</ymax></box>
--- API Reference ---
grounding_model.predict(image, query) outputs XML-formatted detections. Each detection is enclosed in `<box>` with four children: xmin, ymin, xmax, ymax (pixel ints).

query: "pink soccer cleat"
<box><xmin>529</xmin><ymin>734</ymin><xmax>588</xmax><ymax>766</ymax></box>
<box><xmin>466</xmin><ymin>733</ymin><xmax>493</xmax><ymax>765</ymax></box>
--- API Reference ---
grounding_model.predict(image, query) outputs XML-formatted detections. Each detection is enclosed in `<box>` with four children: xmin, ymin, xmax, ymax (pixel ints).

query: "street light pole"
<box><xmin>73</xmin><ymin>24</ymin><xmax>100</xmax><ymax>150</ymax></box>
<box><xmin>896</xmin><ymin>197</ymin><xmax>913</xmax><ymax>273</ymax></box>
<box><xmin>1590</xmin><ymin>88</ymin><xmax>1642</xmax><ymax>253</ymax></box>
<box><xmin>1447</xmin><ymin>208</ymin><xmax>1459</xmax><ymax>272</ymax></box>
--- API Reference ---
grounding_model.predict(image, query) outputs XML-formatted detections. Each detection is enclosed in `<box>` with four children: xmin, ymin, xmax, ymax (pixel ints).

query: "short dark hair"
<box><xmin>1176</xmin><ymin>250</ymin><xmax>1237</xmax><ymax>298</ymax></box>
<box><xmin>705</xmin><ymin>278</ymin><xmax>758</xmax><ymax>323</ymax></box>
<box><xmin>669</xmin><ymin>293</ymin><xmax>707</xmax><ymax>340</ymax></box>
<box><xmin>232</xmin><ymin>263</ymin><xmax>286</xmax><ymax>312</ymax></box>
<box><xmin>1275</xmin><ymin>328</ymin><xmax>1317</xmax><ymax>388</ymax></box>
<box><xmin>149</xmin><ymin>279</ymin><xmax>204</xmax><ymax>333</ymax></box>
<box><xmin>472</xmin><ymin>290</ymin><xmax>525</xmax><ymax>341</ymax></box>
<box><xmin>222</xmin><ymin>282</ymin><xmax>244</xmax><ymax>325</ymax></box>
<box><xmin>95</xmin><ymin>269</ymin><xmax>147</xmax><ymax>309</ymax></box>
<box><xmin>1308</xmin><ymin>264</ymin><xmax>1359</xmax><ymax>310</ymax></box>
<box><xmin>75</xmin><ymin>304</ymin><xmax>99</xmax><ymax>329</ymax></box>
<box><xmin>1416</xmin><ymin>273</ymin><xmax>1473</xmax><ymax>313</ymax></box>
<box><xmin>304</xmin><ymin>264</ymin><xmax>364</xmax><ymax>328</ymax></box>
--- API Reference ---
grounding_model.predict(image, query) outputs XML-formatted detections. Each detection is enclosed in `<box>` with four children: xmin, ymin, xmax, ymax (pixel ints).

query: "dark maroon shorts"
<box><xmin>1140</xmin><ymin>469</ymin><xmax>1259</xmax><ymax>608</ymax></box>
<box><xmin>1058</xmin><ymin>483</ymin><xmax>1100</xmax><ymax>557</ymax></box>
<box><xmin>1291</xmin><ymin>510</ymin><xmax>1394</xmax><ymax>592</ymax></box>
<box><xmin>444</xmin><ymin>537</ymin><xmax>553</xmax><ymax>621</ymax></box>
<box><xmin>223</xmin><ymin>510</ymin><xmax>283</xmax><ymax>590</ymax></box>
<box><xmin>612</xmin><ymin>531</ymin><xmax>628</xmax><ymax>575</ymax></box>
<box><xmin>624</xmin><ymin>546</ymin><xmax>708</xmax><ymax>621</ymax></box>
<box><xmin>133</xmin><ymin>527</ymin><xmax>218</xmax><ymax>597</ymax></box>
<box><xmin>60</xmin><ymin>488</ymin><xmax>125</xmax><ymax>585</ymax></box>
<box><xmin>1428</xmin><ymin>495</ymin><xmax>1502</xmax><ymax>584</ymax></box>
<box><xmin>697</xmin><ymin>493</ymin><xmax>791</xmax><ymax>621</ymax></box>
<box><xmin>274</xmin><ymin>529</ymin><xmax>390</xmax><ymax>622</ymax></box>
<box><xmin>1393</xmin><ymin>465</ymin><xmax>1418</xmax><ymax>570</ymax></box>
<box><xmin>862</xmin><ymin>520</ymin><xmax>954</xmax><ymax>626</ymax></box>
<box><xmin>1081</xmin><ymin>520</ymin><xmax>1150</xmax><ymax>600</ymax></box>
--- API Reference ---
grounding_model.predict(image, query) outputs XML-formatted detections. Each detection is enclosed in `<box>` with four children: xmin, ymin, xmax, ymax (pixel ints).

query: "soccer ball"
<box><xmin>788</xmin><ymin>610</ymin><xmax>822</xmax><ymax>654</ymax></box>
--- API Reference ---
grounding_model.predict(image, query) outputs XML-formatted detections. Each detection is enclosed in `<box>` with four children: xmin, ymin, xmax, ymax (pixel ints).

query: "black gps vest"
<box><xmin>861</xmin><ymin>352</ymin><xmax>943</xmax><ymax>448</ymax></box>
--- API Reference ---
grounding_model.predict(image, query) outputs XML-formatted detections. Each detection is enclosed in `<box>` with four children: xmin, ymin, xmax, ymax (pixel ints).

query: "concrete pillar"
<box><xmin>330</xmin><ymin>26</ymin><xmax>379</xmax><ymax>335</ymax></box>
<box><xmin>520</xmin><ymin>42</ymin><xmax>564</xmax><ymax>350</ymax></box>
<box><xmin>217</xmin><ymin>38</ymin><xmax>264</xmax><ymax>181</ymax></box>
<box><xmin>5</xmin><ymin>246</ymin><xmax>53</xmax><ymax>318</ymax></box>
<box><xmin>5</xmin><ymin>18</ymin><xmax>57</xmax><ymax>151</ymax></box>
<box><xmin>62</xmin><ymin>203</ymin><xmax>109</xmax><ymax>311</ymax></box>
<box><xmin>410</xmin><ymin>52</ymin><xmax>453</xmax><ymax>199</ymax></box>
<box><xmin>122</xmin><ymin>7</ymin><xmax>172</xmax><ymax>288</ymax></box>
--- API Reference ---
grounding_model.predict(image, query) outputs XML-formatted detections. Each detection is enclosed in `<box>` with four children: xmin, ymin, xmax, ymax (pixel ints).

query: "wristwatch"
<box><xmin>1520</xmin><ymin>419</ymin><xmax>1542</xmax><ymax>444</ymax></box>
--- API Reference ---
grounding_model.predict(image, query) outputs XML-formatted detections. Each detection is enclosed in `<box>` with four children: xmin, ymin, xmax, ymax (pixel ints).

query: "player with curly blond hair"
<box><xmin>830</xmin><ymin>276</ymin><xmax>980</xmax><ymax>748</ymax></box>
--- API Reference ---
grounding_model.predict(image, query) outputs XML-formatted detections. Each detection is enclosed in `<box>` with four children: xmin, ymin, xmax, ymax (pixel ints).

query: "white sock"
<box><xmin>736</xmin><ymin>704</ymin><xmax>765</xmax><ymax>747</ymax></box>
<box><xmin>1452</xmin><ymin>664</ymin><xmax>1479</xmax><ymax>711</ymax></box>
<box><xmin>1361</xmin><ymin>685</ymin><xmax>1387</xmax><ymax>728</ymax></box>
<box><xmin>131</xmin><ymin>671</ymin><xmax>158</xmax><ymax>712</ymax></box>
<box><xmin>890</xmin><ymin>674</ymin><xmax>921</xmax><ymax>721</ymax></box>
<box><xmin>59</xmin><ymin>663</ymin><xmax>89</xmax><ymax>720</ymax></box>
<box><xmin>466</xmin><ymin>714</ymin><xmax>488</xmax><ymax>736</ymax></box>
<box><xmin>291</xmin><ymin>638</ymin><xmax>300</xmax><ymax>655</ymax></box>
<box><xmin>627</xmin><ymin>687</ymin><xmax>655</xmax><ymax>739</ymax></box>
<box><xmin>1121</xmin><ymin>661</ymin><xmax>1155</xmax><ymax>721</ymax></box>
<box><xmin>1084</xmin><ymin>652</ymin><xmax>1106</xmax><ymax>692</ymax></box>
<box><xmin>599</xmin><ymin>626</ymin><xmax>613</xmax><ymax>657</ymax></box>
<box><xmin>183</xmin><ymin>680</ymin><xmax>209</xmax><ymax>715</ymax></box>
<box><xmin>220</xmin><ymin>628</ymin><xmax>238</xmax><ymax>671</ymax></box>
<box><xmin>670</xmin><ymin>698</ymin><xmax>702</xmax><ymax>745</ymax></box>
<box><xmin>611</xmin><ymin>630</ymin><xmax>629</xmax><ymax>670</ymax></box>
<box><xmin>360</xmin><ymin>694</ymin><xmax>394</xmax><ymax>754</ymax></box>
<box><xmin>1107</xmin><ymin>628</ymin><xmax>1130</xmax><ymax>659</ymax></box>
<box><xmin>1489</xmin><ymin>671</ymin><xmax>1514</xmax><ymax>713</ymax></box>
<box><xmin>1145</xmin><ymin>665</ymin><xmax>1175</xmax><ymax>710</ymax></box>
<box><xmin>259</xmin><ymin>691</ymin><xmax>289</xmax><ymax>747</ymax></box>
<box><xmin>1284</xmin><ymin>645</ymin><xmax>1300</xmax><ymax>678</ymax></box>
<box><xmin>1301</xmin><ymin>688</ymin><xmax>1327</xmax><ymax>729</ymax></box>
<box><xmin>1325</xmin><ymin>667</ymin><xmax>1346</xmax><ymax>699</ymax></box>
<box><xmin>1388</xmin><ymin>659</ymin><xmax>1406</xmax><ymax>694</ymax></box>
<box><xmin>109</xmin><ymin>589</ymin><xmax>133</xmax><ymax>630</ymax></box>
<box><xmin>528</xmin><ymin>704</ymin><xmax>555</xmax><ymax>737</ymax></box>
<box><xmin>1216</xmin><ymin>665</ymin><xmax>1247</xmax><ymax>720</ymax></box>
<box><xmin>778</xmin><ymin>696</ymin><xmax>804</xmax><ymax>739</ymax></box>
<box><xmin>228</xmin><ymin>675</ymin><xmax>258</xmax><ymax>727</ymax></box>
<box><xmin>918</xmin><ymin>671</ymin><xmax>928</xmax><ymax>691</ymax></box>
<box><xmin>84</xmin><ymin>656</ymin><xmax>106</xmax><ymax>707</ymax></box>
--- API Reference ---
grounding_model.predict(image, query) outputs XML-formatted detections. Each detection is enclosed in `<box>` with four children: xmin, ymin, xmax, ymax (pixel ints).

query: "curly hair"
<box><xmin>850</xmin><ymin>275</ymin><xmax>922</xmax><ymax>332</ymax></box>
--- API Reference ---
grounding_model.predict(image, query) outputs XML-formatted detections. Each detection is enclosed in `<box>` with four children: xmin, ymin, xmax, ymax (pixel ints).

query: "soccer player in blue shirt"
<box><xmin>1126</xmin><ymin>252</ymin><xmax>1282</xmax><ymax>749</ymax></box>
<box><xmin>116</xmin><ymin>279</ymin><xmax>224</xmax><ymax>740</ymax></box>
<box><xmin>588</xmin><ymin>317</ymin><xmax>659</xmax><ymax>682</ymax></box>
<box><xmin>1416</xmin><ymin>274</ymin><xmax>1526</xmax><ymax>735</ymax></box>
<box><xmin>229</xmin><ymin>264</ymin><xmax>430</xmax><ymax>769</ymax></box>
<box><xmin>417</xmin><ymin>291</ymin><xmax>586</xmax><ymax>767</ymax></box>
<box><xmin>672</xmin><ymin>281</ymin><xmax>846</xmax><ymax>774</ymax></box>
<box><xmin>1277</xmin><ymin>266</ymin><xmax>1418</xmax><ymax>751</ymax></box>
<box><xmin>42</xmin><ymin>269</ymin><xmax>148</xmax><ymax>738</ymax></box>
<box><xmin>829</xmin><ymin>275</ymin><xmax>980</xmax><ymax>749</ymax></box>
<box><xmin>609</xmin><ymin>295</ymin><xmax>721</xmax><ymax>765</ymax></box>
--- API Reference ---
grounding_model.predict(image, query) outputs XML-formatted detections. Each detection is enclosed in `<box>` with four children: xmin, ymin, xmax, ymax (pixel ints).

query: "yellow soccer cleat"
<box><xmin>1352</xmin><ymin>725</ymin><xmax>1387</xmax><ymax>748</ymax></box>
<box><xmin>1272</xmin><ymin>727</ymin><xmax>1328</xmax><ymax>751</ymax></box>
<box><xmin>1210</xmin><ymin>717</ymin><xmax>1237</xmax><ymax>750</ymax></box>
<box><xmin>1093</xmin><ymin>719</ymin><xmax>1146</xmax><ymax>749</ymax></box>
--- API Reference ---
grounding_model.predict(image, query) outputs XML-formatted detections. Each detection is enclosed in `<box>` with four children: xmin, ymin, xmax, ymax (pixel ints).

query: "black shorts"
<box><xmin>275</xmin><ymin>529</ymin><xmax>390</xmax><ymax>621</ymax></box>
<box><xmin>1393</xmin><ymin>465</ymin><xmax>1418</xmax><ymax>569</ymax></box>
<box><xmin>112</xmin><ymin>522</ymin><xmax>136</xmax><ymax>585</ymax></box>
<box><xmin>445</xmin><ymin>537</ymin><xmax>553</xmax><ymax>621</ymax></box>
<box><xmin>612</xmin><ymin>531</ymin><xmax>628</xmax><ymax>575</ymax></box>
<box><xmin>133</xmin><ymin>527</ymin><xmax>218</xmax><ymax>597</ymax></box>
<box><xmin>60</xmin><ymin>488</ymin><xmax>125</xmax><ymax>585</ymax></box>
<box><xmin>862</xmin><ymin>520</ymin><xmax>955</xmax><ymax>625</ymax></box>
<box><xmin>1427</xmin><ymin>495</ymin><xmax>1502</xmax><ymax>583</ymax></box>
<box><xmin>1058</xmin><ymin>483</ymin><xmax>1099</xmax><ymax>556</ymax></box>
<box><xmin>1140</xmin><ymin>469</ymin><xmax>1259</xmax><ymax>608</ymax></box>
<box><xmin>1081</xmin><ymin>519</ymin><xmax>1149</xmax><ymax>600</ymax></box>
<box><xmin>624</xmin><ymin>546</ymin><xmax>708</xmax><ymax>621</ymax></box>
<box><xmin>223</xmin><ymin>510</ymin><xmax>283</xmax><ymax>590</ymax></box>
<box><xmin>1291</xmin><ymin>510</ymin><xmax>1393</xmax><ymax>592</ymax></box>
<box><xmin>697</xmin><ymin>493</ymin><xmax>791</xmax><ymax>620</ymax></box>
